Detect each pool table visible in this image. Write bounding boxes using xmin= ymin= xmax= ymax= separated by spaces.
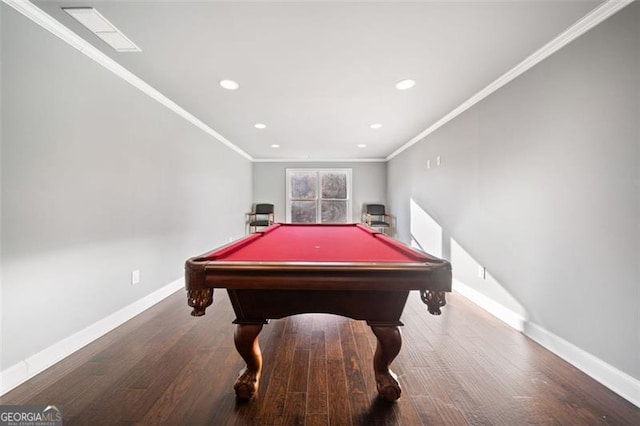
xmin=185 ymin=223 xmax=451 ymax=401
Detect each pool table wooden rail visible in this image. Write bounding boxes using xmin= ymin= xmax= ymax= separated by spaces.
xmin=185 ymin=254 xmax=452 ymax=320
xmin=185 ymin=258 xmax=452 ymax=291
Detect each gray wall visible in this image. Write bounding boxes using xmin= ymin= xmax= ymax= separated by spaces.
xmin=252 ymin=161 xmax=387 ymax=225
xmin=0 ymin=3 xmax=4 ymax=376
xmin=1 ymin=6 xmax=252 ymax=369
xmin=388 ymin=3 xmax=639 ymax=379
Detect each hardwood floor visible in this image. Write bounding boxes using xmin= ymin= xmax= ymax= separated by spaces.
xmin=2 ymin=290 xmax=638 ymax=425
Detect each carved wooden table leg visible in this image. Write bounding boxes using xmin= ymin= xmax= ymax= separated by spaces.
xmin=233 ymin=323 xmax=264 ymax=399
xmin=370 ymin=325 xmax=402 ymax=402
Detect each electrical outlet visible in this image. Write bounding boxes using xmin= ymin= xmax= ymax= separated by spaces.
xmin=131 ymin=270 xmax=140 ymax=285
xmin=436 ymin=155 xmax=441 ymax=166
xmin=477 ymin=266 xmax=486 ymax=280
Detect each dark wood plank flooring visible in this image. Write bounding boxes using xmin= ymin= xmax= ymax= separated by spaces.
xmin=2 ymin=290 xmax=638 ymax=425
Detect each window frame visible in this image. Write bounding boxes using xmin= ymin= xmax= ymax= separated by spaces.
xmin=285 ymin=168 xmax=353 ymax=224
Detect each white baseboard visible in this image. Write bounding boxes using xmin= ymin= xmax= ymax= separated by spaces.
xmin=524 ymin=321 xmax=640 ymax=407
xmin=1 ymin=278 xmax=184 ymax=396
xmin=453 ymin=280 xmax=640 ymax=408
xmin=453 ymin=279 xmax=527 ymax=332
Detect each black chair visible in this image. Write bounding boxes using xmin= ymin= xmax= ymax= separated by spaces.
xmin=247 ymin=203 xmax=275 ymax=233
xmin=363 ymin=204 xmax=391 ymax=234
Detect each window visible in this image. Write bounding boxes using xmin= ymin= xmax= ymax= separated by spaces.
xmin=286 ymin=168 xmax=352 ymax=223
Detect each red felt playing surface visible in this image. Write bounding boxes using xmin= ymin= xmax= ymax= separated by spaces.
xmin=210 ymin=224 xmax=428 ymax=263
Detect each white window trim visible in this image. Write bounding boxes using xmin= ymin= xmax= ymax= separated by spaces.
xmin=285 ymin=168 xmax=352 ymax=223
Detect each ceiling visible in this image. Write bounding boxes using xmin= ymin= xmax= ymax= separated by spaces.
xmin=29 ymin=0 xmax=604 ymax=161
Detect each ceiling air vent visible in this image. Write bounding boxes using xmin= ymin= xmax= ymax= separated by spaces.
xmin=63 ymin=7 xmax=141 ymax=52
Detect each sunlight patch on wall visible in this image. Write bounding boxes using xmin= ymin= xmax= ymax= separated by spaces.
xmin=450 ymin=238 xmax=528 ymax=331
xmin=409 ymin=198 xmax=442 ymax=257
xmin=408 ymin=197 xmax=527 ymax=330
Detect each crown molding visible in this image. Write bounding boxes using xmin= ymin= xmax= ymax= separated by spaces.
xmin=5 ymin=0 xmax=633 ymax=164
xmin=252 ymin=157 xmax=386 ymax=163
xmin=386 ymin=0 xmax=635 ymax=161
xmin=2 ymin=0 xmax=253 ymax=161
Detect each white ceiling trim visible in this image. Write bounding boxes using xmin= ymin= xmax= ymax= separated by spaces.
xmin=386 ymin=0 xmax=635 ymax=161
xmin=2 ymin=0 xmax=254 ymax=161
xmin=5 ymin=0 xmax=633 ymax=164
xmin=253 ymin=157 xmax=386 ymax=163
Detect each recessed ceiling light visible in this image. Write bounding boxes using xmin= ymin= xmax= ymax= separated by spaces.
xmin=219 ymin=79 xmax=239 ymax=90
xmin=254 ymin=123 xmax=267 ymax=129
xmin=63 ymin=7 xmax=141 ymax=52
xmin=357 ymin=144 xmax=367 ymax=148
xmin=271 ymin=144 xmax=280 ymax=148
xmin=370 ymin=123 xmax=382 ymax=129
xmin=395 ymin=79 xmax=416 ymax=90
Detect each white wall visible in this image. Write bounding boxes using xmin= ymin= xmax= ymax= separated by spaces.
xmin=252 ymin=161 xmax=387 ymax=226
xmin=388 ymin=2 xmax=639 ymax=395
xmin=1 ymin=4 xmax=252 ymax=380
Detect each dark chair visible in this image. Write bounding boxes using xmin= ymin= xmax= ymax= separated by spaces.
xmin=247 ymin=203 xmax=275 ymax=233
xmin=363 ymin=204 xmax=391 ymax=234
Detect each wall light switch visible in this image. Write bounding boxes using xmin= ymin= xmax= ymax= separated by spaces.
xmin=131 ymin=269 xmax=140 ymax=285
xmin=427 ymin=159 xmax=431 ymax=169
xmin=436 ymin=155 xmax=441 ymax=166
